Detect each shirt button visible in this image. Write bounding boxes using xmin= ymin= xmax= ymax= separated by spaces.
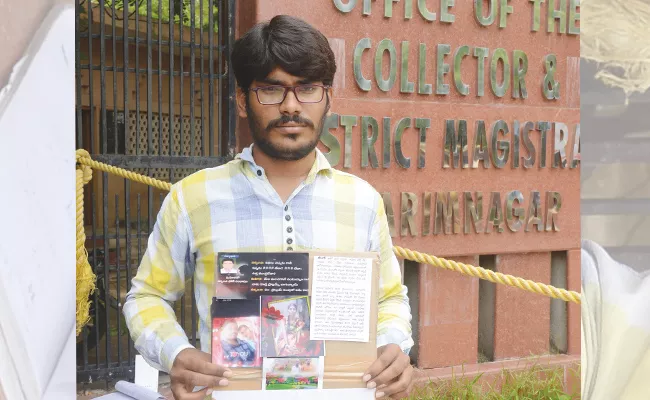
xmin=257 ymin=170 xmax=262 ymax=176
xmin=287 ymin=227 xmax=293 ymax=233
xmin=285 ymin=215 xmax=291 ymax=221
xmin=284 ymin=205 xmax=289 ymax=211
xmin=287 ymin=247 xmax=293 ymax=251
xmin=287 ymin=238 xmax=293 ymax=245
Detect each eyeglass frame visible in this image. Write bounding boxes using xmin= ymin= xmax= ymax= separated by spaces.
xmin=248 ymin=83 xmax=331 ymax=105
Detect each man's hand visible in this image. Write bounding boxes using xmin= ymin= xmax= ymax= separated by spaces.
xmin=169 ymin=348 xmax=231 ymax=400
xmin=363 ymin=344 xmax=414 ymax=399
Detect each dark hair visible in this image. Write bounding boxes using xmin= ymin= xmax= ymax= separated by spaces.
xmin=231 ymin=15 xmax=336 ymax=91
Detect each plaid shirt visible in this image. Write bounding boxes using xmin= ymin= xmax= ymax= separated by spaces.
xmin=123 ymin=144 xmax=414 ymax=372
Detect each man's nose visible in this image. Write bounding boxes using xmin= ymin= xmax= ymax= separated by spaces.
xmin=279 ymin=89 xmax=302 ymax=115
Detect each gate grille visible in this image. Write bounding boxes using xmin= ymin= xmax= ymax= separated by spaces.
xmin=75 ymin=0 xmax=236 ymax=384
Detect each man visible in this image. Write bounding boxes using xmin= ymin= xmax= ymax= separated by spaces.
xmin=219 ymin=258 xmax=238 ymax=274
xmin=123 ymin=14 xmax=414 ymax=400
xmin=237 ymin=322 xmax=255 ymax=343
xmin=219 ymin=320 xmax=256 ymax=366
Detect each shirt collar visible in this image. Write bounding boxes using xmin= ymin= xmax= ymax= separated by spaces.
xmin=236 ymin=143 xmax=334 ymax=180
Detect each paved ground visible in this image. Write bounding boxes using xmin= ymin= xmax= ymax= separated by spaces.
xmin=77 ymin=386 xmax=174 ymax=399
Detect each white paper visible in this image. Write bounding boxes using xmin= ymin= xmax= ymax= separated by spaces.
xmin=92 ymin=393 xmax=135 ymax=400
xmin=212 ymin=388 xmax=375 ymax=400
xmin=134 ymin=355 xmax=160 ymax=394
xmin=114 ymin=381 xmax=165 ymax=400
xmin=309 ymin=256 xmax=372 ymax=342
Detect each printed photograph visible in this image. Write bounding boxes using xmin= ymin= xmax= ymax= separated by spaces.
xmin=214 ymin=253 xmax=252 ymax=299
xmin=263 ymin=357 xmax=323 ymax=390
xmin=260 ymin=296 xmax=324 ymax=358
xmin=212 ymin=317 xmax=261 ymax=368
xmin=220 ymin=256 xmax=242 ymax=274
xmin=211 ymin=298 xmax=262 ymax=368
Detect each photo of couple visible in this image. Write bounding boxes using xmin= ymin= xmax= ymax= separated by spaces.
xmin=261 ymin=296 xmax=324 ymax=358
xmin=210 ymin=296 xmax=263 ymax=369
xmin=211 ymin=316 xmax=261 ymax=368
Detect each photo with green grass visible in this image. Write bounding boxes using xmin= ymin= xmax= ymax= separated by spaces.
xmin=263 ymin=357 xmax=321 ymax=391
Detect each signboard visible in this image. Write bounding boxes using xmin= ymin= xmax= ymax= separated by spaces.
xmin=299 ymin=0 xmax=582 ymax=256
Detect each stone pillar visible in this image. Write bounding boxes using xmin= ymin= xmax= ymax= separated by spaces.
xmin=417 ymin=256 xmax=479 ymax=368
xmin=494 ymin=253 xmax=551 ymax=359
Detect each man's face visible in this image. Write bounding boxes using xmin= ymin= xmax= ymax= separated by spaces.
xmin=237 ymin=68 xmax=333 ymax=161
xmin=239 ymin=325 xmax=251 ymax=338
xmin=222 ymin=322 xmax=238 ymax=340
xmin=222 ymin=260 xmax=234 ymax=271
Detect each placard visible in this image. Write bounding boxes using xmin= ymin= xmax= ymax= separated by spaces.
xmin=211 ymin=251 xmax=380 ymax=398
xmin=215 ymin=252 xmax=310 ymax=299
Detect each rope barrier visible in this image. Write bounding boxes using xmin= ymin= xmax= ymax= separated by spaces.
xmin=75 ymin=150 xmax=582 ymax=334
xmin=75 ymin=150 xmax=96 ymax=336
xmin=392 ymin=247 xmax=581 ymax=304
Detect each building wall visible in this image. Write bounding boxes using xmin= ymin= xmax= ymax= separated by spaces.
xmin=238 ymin=1 xmax=581 ymax=369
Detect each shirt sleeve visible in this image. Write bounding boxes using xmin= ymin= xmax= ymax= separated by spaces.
xmin=368 ymin=193 xmax=415 ymax=355
xmin=123 ymin=184 xmax=195 ymax=373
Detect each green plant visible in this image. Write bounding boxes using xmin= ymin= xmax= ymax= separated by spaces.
xmin=485 ymin=366 xmax=571 ymax=400
xmin=82 ymin=0 xmax=219 ymax=33
xmin=407 ymin=363 xmax=580 ymax=400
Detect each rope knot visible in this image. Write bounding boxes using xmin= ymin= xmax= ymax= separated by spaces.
xmin=75 ymin=149 xmax=93 ymax=184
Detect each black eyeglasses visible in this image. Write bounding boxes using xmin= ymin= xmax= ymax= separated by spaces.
xmin=250 ymin=84 xmax=330 ymax=105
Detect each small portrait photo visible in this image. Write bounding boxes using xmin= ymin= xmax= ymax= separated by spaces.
xmin=262 ymin=357 xmax=323 ymax=390
xmin=260 ymin=296 xmax=324 ymax=358
xmin=211 ymin=316 xmax=261 ymax=368
xmin=215 ymin=254 xmax=252 ymax=299
xmin=220 ymin=256 xmax=240 ymax=274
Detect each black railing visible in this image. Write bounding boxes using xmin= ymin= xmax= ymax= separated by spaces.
xmin=75 ymin=0 xmax=236 ymax=384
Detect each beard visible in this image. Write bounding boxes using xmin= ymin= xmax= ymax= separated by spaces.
xmin=246 ymin=97 xmax=330 ymax=161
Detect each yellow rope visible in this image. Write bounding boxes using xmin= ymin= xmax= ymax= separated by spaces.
xmin=76 ymin=150 xmax=97 ymax=336
xmin=76 ymin=154 xmax=172 ymax=192
xmin=392 ymin=247 xmax=581 ymax=305
xmin=74 ymin=150 xmax=581 ymax=334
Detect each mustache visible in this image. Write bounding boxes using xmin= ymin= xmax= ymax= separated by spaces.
xmin=266 ymin=114 xmax=314 ymax=130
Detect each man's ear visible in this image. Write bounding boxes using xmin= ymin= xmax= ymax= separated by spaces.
xmin=236 ymin=87 xmax=248 ymax=118
xmin=326 ymin=87 xmax=334 ymax=116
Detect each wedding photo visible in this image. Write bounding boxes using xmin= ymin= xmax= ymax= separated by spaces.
xmin=261 ymin=296 xmax=324 ymax=358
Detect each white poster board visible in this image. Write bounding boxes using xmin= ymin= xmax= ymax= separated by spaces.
xmin=0 ymin=5 xmax=76 ymax=400
xmin=213 ymin=388 xmax=375 ymax=400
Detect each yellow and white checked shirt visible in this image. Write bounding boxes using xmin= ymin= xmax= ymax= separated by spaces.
xmin=123 ymin=144 xmax=414 ymax=372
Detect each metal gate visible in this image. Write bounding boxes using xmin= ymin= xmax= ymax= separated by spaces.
xmin=75 ymin=0 xmax=236 ymax=383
